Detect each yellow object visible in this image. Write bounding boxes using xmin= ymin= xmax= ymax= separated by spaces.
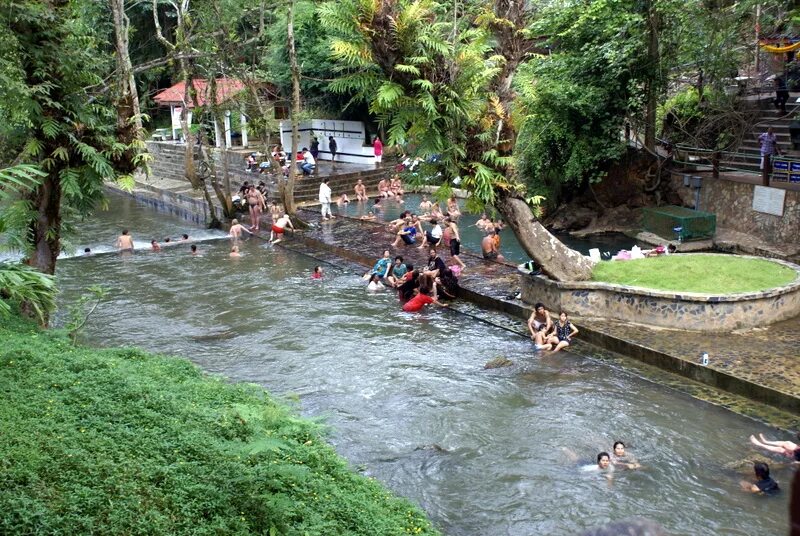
xmin=760 ymin=41 xmax=800 ymax=54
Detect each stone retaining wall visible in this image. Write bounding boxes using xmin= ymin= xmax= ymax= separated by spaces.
xmin=520 ymin=254 xmax=800 ymax=332
xmin=695 ymin=177 xmax=799 ymax=244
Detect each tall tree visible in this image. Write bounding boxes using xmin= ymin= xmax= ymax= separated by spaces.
xmin=0 ymin=0 xmax=140 ymax=282
xmin=321 ymin=0 xmax=594 ymax=280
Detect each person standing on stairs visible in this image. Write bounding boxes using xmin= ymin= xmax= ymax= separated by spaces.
xmin=759 ymin=127 xmax=782 ymax=187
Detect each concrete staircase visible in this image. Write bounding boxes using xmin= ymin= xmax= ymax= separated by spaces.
xmin=722 ymin=94 xmax=800 ymax=174
xmin=145 ymin=141 xmax=393 ymax=208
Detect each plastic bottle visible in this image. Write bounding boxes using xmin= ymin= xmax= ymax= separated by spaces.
xmin=701 ymin=352 xmax=709 ymax=366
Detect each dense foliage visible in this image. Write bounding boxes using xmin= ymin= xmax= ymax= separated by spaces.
xmin=0 ymin=316 xmax=440 ymax=536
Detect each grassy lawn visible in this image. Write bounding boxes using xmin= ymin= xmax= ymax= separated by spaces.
xmin=591 ymin=255 xmax=797 ymax=293
xmin=0 ymin=316 xmax=439 ymax=536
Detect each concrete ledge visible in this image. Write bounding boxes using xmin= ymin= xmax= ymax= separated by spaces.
xmin=520 ymin=254 xmax=800 ymax=332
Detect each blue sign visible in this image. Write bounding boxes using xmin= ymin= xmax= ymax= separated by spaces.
xmin=791 ymin=162 xmax=800 ymax=172
xmin=774 ymin=160 xmax=790 ymax=171
xmin=772 ymin=172 xmax=789 ymax=182
xmin=791 ymin=174 xmax=800 ymax=183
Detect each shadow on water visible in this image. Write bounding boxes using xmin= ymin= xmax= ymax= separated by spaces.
xmin=52 ymin=194 xmax=790 ymax=536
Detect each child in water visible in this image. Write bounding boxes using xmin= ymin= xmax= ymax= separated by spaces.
xmin=312 ymin=266 xmax=324 ymax=279
xmin=611 ymin=441 xmax=641 ymax=469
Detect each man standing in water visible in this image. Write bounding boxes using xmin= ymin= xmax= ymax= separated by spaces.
xmin=319 ymin=178 xmax=333 ymax=220
xmin=246 ymin=185 xmax=266 ymax=231
xmin=115 ymin=229 xmax=134 ymax=252
xmin=443 ymin=217 xmax=466 ymax=271
xmin=228 ymin=219 xmax=253 ymax=245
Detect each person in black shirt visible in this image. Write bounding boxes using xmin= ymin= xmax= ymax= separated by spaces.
xmin=742 ymin=462 xmax=779 ymax=495
xmin=328 ymin=136 xmax=337 ymax=162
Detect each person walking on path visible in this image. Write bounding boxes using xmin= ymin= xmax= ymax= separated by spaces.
xmin=328 ymin=136 xmax=337 ymax=164
xmin=310 ymin=136 xmax=320 ymax=160
xmin=759 ymin=127 xmax=782 ymax=187
xmin=319 ymin=178 xmax=333 ymax=220
xmin=373 ymin=136 xmax=383 ymax=165
xmin=775 ymin=76 xmax=789 ymax=114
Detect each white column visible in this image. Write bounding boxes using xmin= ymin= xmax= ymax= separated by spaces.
xmin=170 ymin=105 xmax=178 ymax=141
xmin=240 ymin=113 xmax=248 ymax=148
xmin=213 ymin=119 xmax=222 ymax=147
xmin=186 ymin=110 xmax=193 ymax=143
xmin=224 ymin=111 xmax=232 ymax=148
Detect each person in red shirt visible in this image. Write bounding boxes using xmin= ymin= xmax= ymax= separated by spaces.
xmin=373 ymin=136 xmax=383 ymax=165
xmin=312 ymin=266 xmax=324 ymax=279
xmin=402 ymin=290 xmax=447 ymax=312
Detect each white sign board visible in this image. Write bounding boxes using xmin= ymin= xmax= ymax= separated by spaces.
xmin=752 ymin=185 xmax=785 ymax=216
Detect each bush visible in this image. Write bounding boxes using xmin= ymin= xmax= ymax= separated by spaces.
xmin=0 ymin=316 xmax=439 ymax=535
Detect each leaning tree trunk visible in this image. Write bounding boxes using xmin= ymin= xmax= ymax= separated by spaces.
xmin=281 ymin=0 xmax=300 ymax=216
xmin=495 ymin=193 xmax=594 ymax=282
xmin=110 ymin=0 xmax=142 ymax=164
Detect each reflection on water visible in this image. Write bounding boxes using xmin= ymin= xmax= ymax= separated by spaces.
xmin=332 ymin=194 xmax=641 ymax=263
xmin=53 ymin=195 xmax=789 ymax=536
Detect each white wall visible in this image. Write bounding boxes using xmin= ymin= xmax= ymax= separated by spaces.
xmin=279 ymin=120 xmax=375 ymax=164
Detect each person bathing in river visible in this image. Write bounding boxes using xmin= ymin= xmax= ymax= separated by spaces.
xmin=229 ymin=245 xmax=241 ymax=258
xmin=115 ymin=229 xmax=134 ymax=252
xmin=443 ymin=216 xmax=466 ymax=271
xmin=741 ymin=462 xmax=780 ymax=495
xmin=527 ymin=303 xmax=553 ymax=337
xmin=611 ymin=441 xmax=641 ymax=469
xmin=387 ymin=256 xmax=408 ymax=286
xmin=547 ymin=312 xmax=579 ymax=353
xmin=366 ymin=249 xmax=393 ymax=281
xmin=581 ymin=452 xmax=614 ymax=473
xmin=150 ymin=239 xmax=161 ymax=252
xmin=229 ymin=218 xmax=253 ymax=244
xmin=392 ymin=219 xmax=418 ymax=247
xmin=354 ymin=179 xmax=368 ymax=202
xmin=532 ymin=324 xmax=552 ymax=351
xmin=312 ymin=265 xmax=324 ymax=279
xmin=481 ymin=230 xmax=504 ymax=261
xmin=419 ymin=195 xmax=432 ymax=214
xmin=270 ymin=214 xmax=294 ymax=244
xmin=750 ymin=433 xmax=800 ymax=461
xmin=366 ymin=273 xmax=385 ymax=291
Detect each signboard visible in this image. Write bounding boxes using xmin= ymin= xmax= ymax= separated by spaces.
xmin=774 ymin=159 xmax=790 ymax=171
xmin=752 ymin=185 xmax=786 ymax=216
xmin=772 ymin=172 xmax=789 ymax=183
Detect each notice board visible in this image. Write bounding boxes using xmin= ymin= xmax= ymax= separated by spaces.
xmin=752 ymin=185 xmax=786 ymax=216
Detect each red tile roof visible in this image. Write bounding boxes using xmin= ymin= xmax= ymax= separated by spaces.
xmin=153 ymin=78 xmax=247 ymax=108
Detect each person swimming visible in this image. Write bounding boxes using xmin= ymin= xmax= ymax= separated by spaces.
xmin=312 ymin=265 xmax=324 ymax=279
xmin=750 ymin=433 xmax=800 ymax=461
xmin=611 ymin=441 xmax=641 ymax=469
xmin=229 ymin=245 xmax=241 ymax=258
xmin=581 ymin=452 xmax=614 ymax=473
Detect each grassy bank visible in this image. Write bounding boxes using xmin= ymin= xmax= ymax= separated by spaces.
xmin=592 ymin=255 xmax=797 ymax=293
xmin=0 ymin=316 xmax=439 ymax=535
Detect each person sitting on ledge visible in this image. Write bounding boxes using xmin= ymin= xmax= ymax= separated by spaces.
xmin=391 ymin=218 xmax=417 ymax=247
xmin=547 ymin=312 xmax=578 ymax=354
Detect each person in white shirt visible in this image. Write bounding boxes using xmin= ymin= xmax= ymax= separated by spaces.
xmin=299 ymin=147 xmax=316 ymax=175
xmin=318 ymin=178 xmax=333 ymax=220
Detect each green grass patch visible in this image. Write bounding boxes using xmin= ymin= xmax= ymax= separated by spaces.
xmin=591 ymin=255 xmax=797 ymax=293
xmin=0 ymin=316 xmax=440 ymax=535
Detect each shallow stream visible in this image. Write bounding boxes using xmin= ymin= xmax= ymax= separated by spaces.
xmin=54 ymin=194 xmax=790 ymax=535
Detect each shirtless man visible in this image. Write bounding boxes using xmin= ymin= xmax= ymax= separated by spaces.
xmin=481 ymin=230 xmax=504 ymax=261
xmin=115 ymin=229 xmax=134 ymax=252
xmin=354 ymin=179 xmax=368 ymax=202
xmin=229 ymin=245 xmax=242 ymax=258
xmin=246 ymin=185 xmax=266 ymax=231
xmin=475 ymin=213 xmax=492 ymax=231
xmin=270 ymin=213 xmax=294 ymax=244
xmin=443 ymin=217 xmax=466 ymax=269
xmin=269 ymin=201 xmax=281 ymax=222
xmin=150 ymin=239 xmax=161 ymax=252
xmin=229 ymin=218 xmax=253 ymax=245
xmin=527 ymin=302 xmax=553 ymax=338
xmin=419 ymin=195 xmax=433 ymax=214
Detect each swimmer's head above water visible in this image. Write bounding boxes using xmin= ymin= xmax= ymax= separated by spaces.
xmin=613 ymin=442 xmax=625 ymax=458
xmin=597 ymin=452 xmax=611 ymax=469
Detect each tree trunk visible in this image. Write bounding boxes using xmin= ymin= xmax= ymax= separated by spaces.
xmin=281 ymin=0 xmax=300 ymax=216
xmin=110 ymin=0 xmax=142 ymax=136
xmin=180 ymin=72 xmax=200 ymax=188
xmin=26 ymin=171 xmax=62 ymax=278
xmin=495 ymin=193 xmax=594 ymax=282
xmin=644 ymin=1 xmax=659 ymax=152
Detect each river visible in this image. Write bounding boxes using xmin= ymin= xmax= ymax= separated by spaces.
xmin=53 ymin=193 xmax=790 ymax=535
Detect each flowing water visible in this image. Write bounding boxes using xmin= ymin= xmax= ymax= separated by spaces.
xmin=54 ymin=194 xmax=791 ymax=535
